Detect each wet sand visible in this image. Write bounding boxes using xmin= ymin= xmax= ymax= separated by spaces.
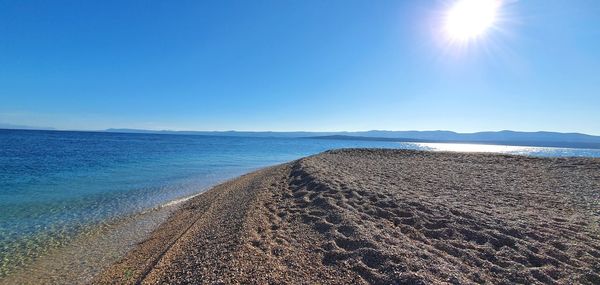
xmin=97 ymin=149 xmax=600 ymax=284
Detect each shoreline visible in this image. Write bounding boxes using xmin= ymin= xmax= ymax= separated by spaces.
xmin=96 ymin=149 xmax=600 ymax=284
xmin=0 ymin=167 xmax=268 ymax=284
xmin=0 ymin=188 xmax=220 ymax=285
xmin=0 ymin=201 xmax=178 ymax=285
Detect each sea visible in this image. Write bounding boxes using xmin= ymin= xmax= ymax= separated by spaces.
xmin=1 ymin=129 xmax=599 ymax=282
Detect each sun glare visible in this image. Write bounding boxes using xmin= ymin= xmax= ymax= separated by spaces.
xmin=444 ymin=0 xmax=500 ymax=42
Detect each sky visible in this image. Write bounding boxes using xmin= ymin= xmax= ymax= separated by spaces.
xmin=1 ymin=0 xmax=599 ymax=134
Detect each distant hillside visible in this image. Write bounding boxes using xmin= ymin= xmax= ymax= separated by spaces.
xmin=305 ymin=135 xmax=428 ymax=143
xmin=308 ymin=135 xmax=600 ymax=150
xmin=104 ymin=129 xmax=600 ymax=144
xmin=3 ymin=127 xmax=598 ymax=149
xmin=350 ymin=130 xmax=600 ymax=144
xmin=104 ymin=129 xmax=339 ymax=137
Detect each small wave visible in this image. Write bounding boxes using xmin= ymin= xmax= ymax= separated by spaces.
xmin=161 ymin=192 xmax=204 ymax=208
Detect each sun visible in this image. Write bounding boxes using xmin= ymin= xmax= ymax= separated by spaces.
xmin=444 ymin=0 xmax=500 ymax=42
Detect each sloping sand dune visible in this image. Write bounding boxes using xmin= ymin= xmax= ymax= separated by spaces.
xmin=97 ymin=149 xmax=600 ymax=284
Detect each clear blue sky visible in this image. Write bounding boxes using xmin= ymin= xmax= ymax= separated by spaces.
xmin=1 ymin=0 xmax=599 ymax=134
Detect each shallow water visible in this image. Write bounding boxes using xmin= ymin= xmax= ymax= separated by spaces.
xmin=1 ymin=129 xmax=599 ymax=280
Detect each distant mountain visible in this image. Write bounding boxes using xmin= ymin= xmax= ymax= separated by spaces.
xmin=349 ymin=130 xmax=600 ymax=143
xmin=3 ymin=127 xmax=598 ymax=149
xmin=103 ymin=129 xmax=600 ymax=149
xmin=305 ymin=135 xmax=429 ymax=143
xmin=309 ymin=135 xmax=600 ymax=149
xmin=104 ymin=128 xmax=339 ymax=137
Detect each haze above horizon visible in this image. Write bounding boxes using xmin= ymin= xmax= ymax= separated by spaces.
xmin=1 ymin=1 xmax=599 ymax=134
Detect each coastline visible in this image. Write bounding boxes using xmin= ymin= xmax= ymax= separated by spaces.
xmin=0 ymin=188 xmax=218 ymax=285
xmin=96 ymin=149 xmax=600 ymax=284
xmin=0 ymin=202 xmax=177 ymax=285
xmin=0 ymin=166 xmax=268 ymax=284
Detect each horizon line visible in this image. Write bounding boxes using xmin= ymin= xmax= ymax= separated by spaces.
xmin=1 ymin=125 xmax=600 ymax=137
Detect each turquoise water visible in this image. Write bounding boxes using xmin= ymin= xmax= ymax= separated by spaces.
xmin=1 ymin=129 xmax=599 ymax=277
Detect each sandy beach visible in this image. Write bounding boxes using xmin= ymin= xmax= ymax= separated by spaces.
xmin=96 ymin=149 xmax=600 ymax=284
